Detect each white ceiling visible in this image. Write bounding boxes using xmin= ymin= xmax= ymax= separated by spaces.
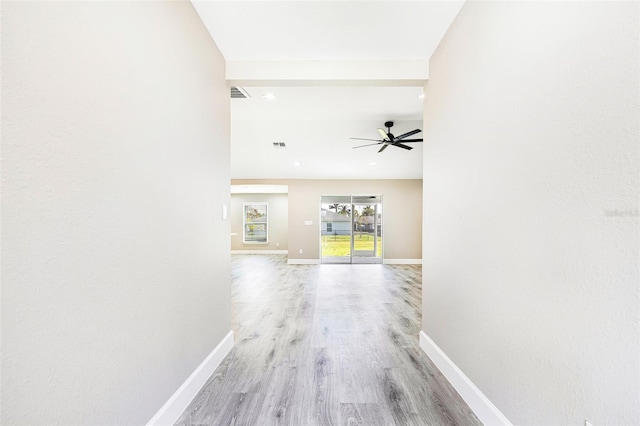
xmin=192 ymin=1 xmax=465 ymax=179
xmin=232 ymin=86 xmax=424 ymax=121
xmin=192 ymin=1 xmax=465 ymax=61
xmin=231 ymin=86 xmax=424 ymax=179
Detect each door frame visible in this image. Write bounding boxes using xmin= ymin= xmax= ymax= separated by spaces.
xmin=320 ymin=194 xmax=383 ymax=264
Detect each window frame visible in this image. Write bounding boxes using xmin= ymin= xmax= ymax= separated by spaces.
xmin=243 ymin=202 xmax=269 ymax=244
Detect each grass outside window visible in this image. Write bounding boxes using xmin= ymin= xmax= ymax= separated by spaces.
xmin=321 ymin=234 xmax=382 ymax=257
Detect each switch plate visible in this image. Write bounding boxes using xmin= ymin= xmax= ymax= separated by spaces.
xmin=222 ymin=204 xmax=228 ymax=220
xmin=299 ymin=249 xmax=303 ymax=255
xmin=304 ymin=220 xmax=313 ymax=226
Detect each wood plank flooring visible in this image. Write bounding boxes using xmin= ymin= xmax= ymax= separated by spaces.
xmin=176 ymin=255 xmax=480 ymax=426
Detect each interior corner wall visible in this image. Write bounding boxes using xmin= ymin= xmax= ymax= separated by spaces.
xmin=232 ymin=179 xmax=422 ymax=261
xmin=231 ymin=193 xmax=289 ymax=251
xmin=422 ymin=2 xmax=639 ymax=425
xmin=1 ymin=1 xmax=232 ymax=424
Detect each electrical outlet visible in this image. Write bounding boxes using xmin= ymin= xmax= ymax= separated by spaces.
xmin=276 ymin=242 xmax=280 ymax=247
xmin=299 ymin=249 xmax=303 ymax=255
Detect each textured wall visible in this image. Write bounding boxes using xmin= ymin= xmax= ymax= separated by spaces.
xmin=231 ymin=193 xmax=289 ymax=250
xmin=422 ymin=1 xmax=639 ymax=424
xmin=1 ymin=1 xmax=232 ymax=424
xmin=233 ymin=179 xmax=423 ymax=260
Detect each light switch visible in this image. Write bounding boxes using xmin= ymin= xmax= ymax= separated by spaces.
xmin=304 ymin=220 xmax=313 ymax=226
xmin=222 ymin=204 xmax=228 ymax=220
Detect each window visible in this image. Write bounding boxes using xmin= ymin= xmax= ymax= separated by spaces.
xmin=327 ymin=222 xmax=333 ymax=232
xmin=243 ymin=202 xmax=268 ymax=244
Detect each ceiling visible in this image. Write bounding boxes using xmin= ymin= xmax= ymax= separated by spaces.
xmin=192 ymin=1 xmax=465 ymax=179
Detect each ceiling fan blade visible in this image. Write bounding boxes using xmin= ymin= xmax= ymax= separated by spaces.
xmin=377 ymin=128 xmax=391 ymax=141
xmin=392 ymin=143 xmax=413 ymax=150
xmin=396 ymin=139 xmax=423 ymax=143
xmin=378 ymin=143 xmax=389 ymax=153
xmin=352 ymin=142 xmax=383 ymax=149
xmin=350 ymin=137 xmax=382 ymax=141
xmin=394 ymin=129 xmax=422 ymax=141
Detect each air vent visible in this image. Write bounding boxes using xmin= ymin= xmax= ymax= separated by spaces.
xmin=272 ymin=142 xmax=286 ymax=149
xmin=230 ymin=86 xmax=250 ymax=99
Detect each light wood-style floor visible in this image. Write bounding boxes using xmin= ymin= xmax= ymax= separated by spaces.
xmin=176 ymin=255 xmax=480 ymax=425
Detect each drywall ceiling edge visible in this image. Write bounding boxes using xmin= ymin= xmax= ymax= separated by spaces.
xmin=231 ymin=185 xmax=289 ymax=194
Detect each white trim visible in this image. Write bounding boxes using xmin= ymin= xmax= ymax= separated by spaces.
xmin=287 ymin=259 xmax=320 ymax=265
xmin=383 ymin=258 xmax=423 ymax=265
xmin=419 ymin=331 xmax=512 ymax=426
xmin=231 ymin=250 xmax=287 ymax=255
xmin=231 ymin=184 xmax=288 ymax=194
xmin=225 ymin=60 xmax=429 ymax=84
xmin=147 ymin=331 xmax=234 ymax=426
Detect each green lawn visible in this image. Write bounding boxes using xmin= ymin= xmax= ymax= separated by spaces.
xmin=321 ymin=234 xmax=382 ymax=257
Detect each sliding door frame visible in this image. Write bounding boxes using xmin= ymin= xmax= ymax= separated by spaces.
xmin=320 ymin=194 xmax=383 ymax=264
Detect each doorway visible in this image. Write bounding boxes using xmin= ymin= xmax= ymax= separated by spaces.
xmin=320 ymin=195 xmax=382 ymax=264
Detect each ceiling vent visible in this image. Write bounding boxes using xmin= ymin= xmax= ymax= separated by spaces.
xmin=272 ymin=142 xmax=286 ymax=149
xmin=230 ymin=86 xmax=250 ymax=99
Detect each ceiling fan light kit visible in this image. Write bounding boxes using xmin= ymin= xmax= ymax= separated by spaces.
xmin=351 ymin=121 xmax=423 ymax=153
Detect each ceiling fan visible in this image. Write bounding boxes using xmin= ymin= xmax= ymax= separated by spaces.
xmin=351 ymin=121 xmax=423 ymax=153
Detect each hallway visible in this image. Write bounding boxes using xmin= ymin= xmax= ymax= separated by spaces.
xmin=176 ymin=255 xmax=479 ymax=425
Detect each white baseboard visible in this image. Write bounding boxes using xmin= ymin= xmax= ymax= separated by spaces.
xmin=383 ymin=258 xmax=423 ymax=265
xmin=419 ymin=331 xmax=512 ymax=426
xmin=147 ymin=331 xmax=234 ymax=426
xmin=231 ymin=250 xmax=288 ymax=255
xmin=287 ymin=259 xmax=320 ymax=265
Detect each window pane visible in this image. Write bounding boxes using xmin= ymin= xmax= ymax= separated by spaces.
xmin=245 ymin=223 xmax=267 ymax=242
xmin=243 ymin=202 xmax=268 ymax=244
xmin=245 ymin=204 xmax=267 ymax=223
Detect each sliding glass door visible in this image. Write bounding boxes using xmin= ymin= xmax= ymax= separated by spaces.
xmin=321 ymin=195 xmax=382 ymax=264
xmin=351 ymin=195 xmax=382 ymax=264
xmin=321 ymin=196 xmax=352 ymax=263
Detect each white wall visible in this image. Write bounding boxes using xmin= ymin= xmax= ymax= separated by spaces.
xmin=1 ymin=1 xmax=232 ymax=424
xmin=423 ymin=1 xmax=639 ymax=425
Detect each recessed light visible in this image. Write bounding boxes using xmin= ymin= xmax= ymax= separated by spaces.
xmin=262 ymin=93 xmax=276 ymax=100
xmin=369 ymin=162 xmax=377 ymax=166
xmin=418 ymin=93 xmax=425 ymax=99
